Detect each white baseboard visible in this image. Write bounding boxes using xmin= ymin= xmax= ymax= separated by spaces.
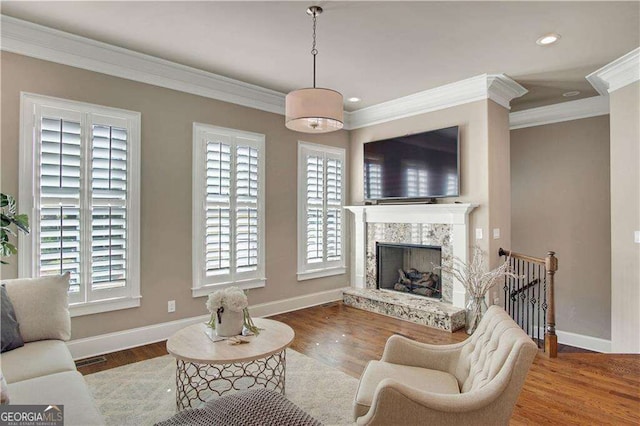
xmin=66 ymin=314 xmax=208 ymax=360
xmin=244 ymin=287 xmax=347 ymax=318
xmin=535 ymin=327 xmax=611 ymax=353
xmin=66 ymin=287 xmax=346 ymax=360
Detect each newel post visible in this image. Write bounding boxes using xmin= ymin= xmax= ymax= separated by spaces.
xmin=545 ymin=251 xmax=558 ymax=358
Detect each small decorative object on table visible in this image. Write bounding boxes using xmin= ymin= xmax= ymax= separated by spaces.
xmin=438 ymin=246 xmax=521 ymax=334
xmin=206 ymin=287 xmax=261 ymax=337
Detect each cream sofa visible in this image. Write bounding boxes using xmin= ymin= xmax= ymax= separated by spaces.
xmin=1 ymin=274 xmax=104 ymax=425
xmin=354 ymin=305 xmax=538 ymax=425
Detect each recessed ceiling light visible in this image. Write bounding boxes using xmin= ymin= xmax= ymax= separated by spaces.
xmin=347 ymin=97 xmax=361 ymax=103
xmin=536 ymin=33 xmax=561 ymax=46
xmin=562 ymin=91 xmax=581 ymax=97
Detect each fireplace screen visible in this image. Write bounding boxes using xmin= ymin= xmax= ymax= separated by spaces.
xmin=376 ymin=243 xmax=442 ymax=299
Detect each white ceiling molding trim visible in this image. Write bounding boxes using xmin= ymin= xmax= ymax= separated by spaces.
xmin=345 ymin=74 xmax=527 ymax=130
xmin=0 ymin=15 xmax=287 ymax=115
xmin=487 ymin=75 xmax=529 ymax=110
xmin=509 ymin=95 xmax=609 ymax=130
xmin=586 ymin=47 xmax=640 ymax=95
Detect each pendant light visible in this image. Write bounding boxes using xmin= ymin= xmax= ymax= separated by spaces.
xmin=285 ymin=6 xmax=344 ymax=133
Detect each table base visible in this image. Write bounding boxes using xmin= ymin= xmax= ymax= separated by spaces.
xmin=175 ymin=350 xmax=286 ymax=410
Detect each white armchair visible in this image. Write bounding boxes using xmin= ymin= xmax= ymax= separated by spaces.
xmin=354 ymin=305 xmax=538 ymax=425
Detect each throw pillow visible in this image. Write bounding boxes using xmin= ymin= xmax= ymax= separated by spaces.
xmin=3 ymin=273 xmax=71 ymax=342
xmin=0 ymin=371 xmax=9 ymax=405
xmin=0 ymin=285 xmax=24 ymax=352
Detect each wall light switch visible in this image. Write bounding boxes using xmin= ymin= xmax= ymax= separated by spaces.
xmin=635 ymin=231 xmax=640 ymax=244
xmin=493 ymin=228 xmax=501 ymax=239
xmin=168 ymin=300 xmax=176 ymax=313
xmin=475 ymin=228 xmax=483 ymax=240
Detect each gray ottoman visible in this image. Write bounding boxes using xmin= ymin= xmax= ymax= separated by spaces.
xmin=155 ymin=389 xmax=322 ymax=426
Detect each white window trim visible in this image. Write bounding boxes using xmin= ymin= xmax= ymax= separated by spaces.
xmin=192 ymin=123 xmax=266 ymax=298
xmin=297 ymin=141 xmax=346 ymax=281
xmin=18 ymin=92 xmax=141 ymax=317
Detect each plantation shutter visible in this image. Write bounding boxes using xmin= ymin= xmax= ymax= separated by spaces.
xmin=205 ymin=139 xmax=232 ymax=277
xmin=38 ymin=114 xmax=82 ymax=296
xmin=90 ymin=120 xmax=128 ymax=292
xmin=298 ymin=143 xmax=345 ymax=274
xmin=325 ymin=157 xmax=342 ymax=262
xmin=305 ymin=155 xmax=324 ymax=263
xmin=235 ymin=142 xmax=259 ymax=273
xmin=193 ymin=124 xmax=265 ymax=292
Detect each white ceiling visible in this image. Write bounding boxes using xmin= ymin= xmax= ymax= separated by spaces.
xmin=1 ymin=1 xmax=638 ymax=111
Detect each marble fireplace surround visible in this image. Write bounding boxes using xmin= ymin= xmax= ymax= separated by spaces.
xmin=345 ymin=204 xmax=477 ymax=309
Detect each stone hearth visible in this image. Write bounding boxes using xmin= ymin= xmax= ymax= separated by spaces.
xmin=343 ymin=288 xmax=465 ymax=332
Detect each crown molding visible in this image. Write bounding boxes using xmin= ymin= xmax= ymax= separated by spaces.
xmin=586 ymin=47 xmax=640 ymax=95
xmin=345 ymin=74 xmax=527 ymax=130
xmin=509 ymin=95 xmax=609 ymax=130
xmin=487 ymin=74 xmax=529 ymax=110
xmin=0 ymin=15 xmax=286 ymax=115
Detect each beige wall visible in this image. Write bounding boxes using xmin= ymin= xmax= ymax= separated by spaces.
xmin=511 ymin=115 xmax=611 ymax=340
xmin=609 ymin=81 xmax=640 ymax=353
xmin=0 ymin=52 xmax=350 ymax=339
xmin=487 ymin=101 xmax=512 ymax=276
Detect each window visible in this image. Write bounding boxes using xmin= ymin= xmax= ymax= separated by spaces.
xmin=19 ymin=93 xmax=141 ymax=316
xmin=297 ymin=142 xmax=346 ymax=280
xmin=192 ymin=124 xmax=265 ymax=297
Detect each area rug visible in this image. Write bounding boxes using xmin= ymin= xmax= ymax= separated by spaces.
xmin=85 ymin=350 xmax=359 ymax=426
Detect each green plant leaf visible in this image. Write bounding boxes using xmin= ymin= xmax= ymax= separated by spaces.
xmin=13 ymin=214 xmax=30 ymax=233
xmin=0 ymin=193 xmax=30 ymax=262
xmin=0 ymin=242 xmax=17 ymax=257
xmin=1 ymin=194 xmax=16 ymax=215
xmin=1 ymin=227 xmax=16 ymax=237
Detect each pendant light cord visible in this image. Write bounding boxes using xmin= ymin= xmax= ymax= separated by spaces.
xmin=311 ymin=10 xmax=318 ymax=88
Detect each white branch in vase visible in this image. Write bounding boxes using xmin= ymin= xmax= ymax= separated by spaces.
xmin=437 ymin=246 xmax=522 ymax=298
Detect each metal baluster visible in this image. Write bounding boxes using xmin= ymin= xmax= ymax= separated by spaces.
xmin=517 ymin=259 xmax=522 ymax=328
xmin=525 ymin=261 xmax=530 ymax=337
xmin=503 ymin=254 xmax=509 ymax=312
xmin=542 ymin=264 xmax=548 ymax=351
xmin=521 ymin=259 xmax=526 ymax=331
xmin=511 ymin=257 xmax=516 ymax=323
xmin=511 ymin=257 xmax=515 ymax=317
xmin=536 ymin=264 xmax=541 ymax=348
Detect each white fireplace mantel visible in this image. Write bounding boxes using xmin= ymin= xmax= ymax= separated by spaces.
xmin=345 ymin=203 xmax=477 ymax=308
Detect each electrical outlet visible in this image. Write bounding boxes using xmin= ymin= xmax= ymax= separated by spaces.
xmin=475 ymin=228 xmax=483 ymax=240
xmin=493 ymin=228 xmax=500 ymax=239
xmin=635 ymin=231 xmax=640 ymax=244
xmin=168 ymin=300 xmax=176 ymax=313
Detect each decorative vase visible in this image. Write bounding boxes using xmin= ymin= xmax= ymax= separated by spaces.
xmin=465 ymin=296 xmax=488 ymax=335
xmin=215 ymin=308 xmax=244 ymax=337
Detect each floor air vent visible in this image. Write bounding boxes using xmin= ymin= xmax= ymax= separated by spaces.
xmin=75 ymin=356 xmax=107 ymax=368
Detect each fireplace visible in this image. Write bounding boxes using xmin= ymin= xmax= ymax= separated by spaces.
xmin=377 ymin=243 xmax=442 ymax=299
xmin=343 ymin=204 xmax=476 ymax=332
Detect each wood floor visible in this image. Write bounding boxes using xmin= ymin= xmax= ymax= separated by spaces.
xmin=77 ymin=302 xmax=640 ymax=425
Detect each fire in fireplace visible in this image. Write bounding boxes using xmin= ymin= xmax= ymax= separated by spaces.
xmin=376 ymin=243 xmax=442 ymax=299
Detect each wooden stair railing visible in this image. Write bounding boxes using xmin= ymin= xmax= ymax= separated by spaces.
xmin=498 ymin=248 xmax=558 ymax=358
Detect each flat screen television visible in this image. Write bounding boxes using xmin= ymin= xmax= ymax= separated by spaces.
xmin=363 ymin=126 xmax=460 ymax=200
